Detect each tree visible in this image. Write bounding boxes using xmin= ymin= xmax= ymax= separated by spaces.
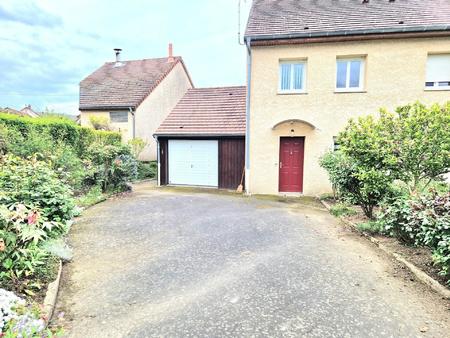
xmin=321 ymin=101 xmax=450 ymax=218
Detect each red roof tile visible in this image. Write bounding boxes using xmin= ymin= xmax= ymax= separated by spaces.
xmin=155 ymin=86 xmax=246 ymax=136
xmin=246 ymin=0 xmax=450 ymax=40
xmin=79 ymin=57 xmax=192 ymax=110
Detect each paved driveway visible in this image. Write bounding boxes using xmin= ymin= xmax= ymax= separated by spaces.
xmin=56 ymin=183 xmax=450 ymax=337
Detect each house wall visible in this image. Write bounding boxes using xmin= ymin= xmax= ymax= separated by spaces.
xmin=135 ymin=62 xmax=192 ymax=161
xmin=79 ymin=111 xmax=132 ymax=142
xmin=248 ymin=36 xmax=450 ymax=196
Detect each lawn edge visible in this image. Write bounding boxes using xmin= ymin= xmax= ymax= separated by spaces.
xmin=43 ymin=259 xmax=63 ymax=322
xmin=318 ymin=197 xmax=450 ymax=299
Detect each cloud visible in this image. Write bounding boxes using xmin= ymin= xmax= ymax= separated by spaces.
xmin=0 ymin=1 xmax=62 ymax=28
xmin=0 ymin=0 xmax=252 ymax=114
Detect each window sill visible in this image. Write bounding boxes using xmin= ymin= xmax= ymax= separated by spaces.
xmin=277 ymin=91 xmax=308 ymax=95
xmin=424 ymin=87 xmax=450 ymax=91
xmin=334 ymin=89 xmax=366 ymax=94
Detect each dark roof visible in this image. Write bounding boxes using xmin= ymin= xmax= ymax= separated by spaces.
xmin=245 ymin=0 xmax=450 ymax=40
xmin=155 ymin=86 xmax=246 ymax=136
xmin=79 ymin=57 xmax=193 ymax=110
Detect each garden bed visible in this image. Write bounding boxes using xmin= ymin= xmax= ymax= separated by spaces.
xmin=322 ymin=197 xmax=449 ymax=290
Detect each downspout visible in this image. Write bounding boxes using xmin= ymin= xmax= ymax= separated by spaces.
xmin=129 ymin=107 xmax=135 ymax=139
xmin=245 ymin=37 xmax=252 ymax=195
xmin=154 ymin=135 xmax=161 ymax=186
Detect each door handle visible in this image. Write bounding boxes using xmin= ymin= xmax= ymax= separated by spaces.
xmin=279 ymin=162 xmax=283 ymax=169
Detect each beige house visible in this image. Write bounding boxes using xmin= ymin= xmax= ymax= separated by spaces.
xmin=79 ymin=46 xmax=193 ymax=161
xmin=244 ymin=0 xmax=450 ymax=196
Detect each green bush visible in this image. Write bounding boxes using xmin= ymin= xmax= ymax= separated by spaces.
xmin=0 ymin=113 xmax=121 ymax=158
xmin=137 ymin=161 xmax=157 ymax=180
xmin=320 ymin=151 xmax=394 ymax=219
xmin=0 ymin=155 xmax=75 ymax=223
xmin=84 ymin=143 xmax=137 ymax=192
xmin=378 ymin=191 xmax=450 ymax=282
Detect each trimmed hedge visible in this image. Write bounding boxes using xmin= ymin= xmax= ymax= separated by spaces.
xmin=0 ymin=113 xmax=121 ymax=157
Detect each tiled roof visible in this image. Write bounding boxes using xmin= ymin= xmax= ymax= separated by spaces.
xmin=79 ymin=57 xmax=191 ymax=110
xmin=155 ymin=86 xmax=246 ymax=136
xmin=245 ymin=0 xmax=450 ymax=39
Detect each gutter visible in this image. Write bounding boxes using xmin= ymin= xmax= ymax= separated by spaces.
xmin=244 ymin=37 xmax=252 ymax=195
xmin=153 ymin=133 xmax=245 ymax=138
xmin=245 ymin=25 xmax=450 ymax=43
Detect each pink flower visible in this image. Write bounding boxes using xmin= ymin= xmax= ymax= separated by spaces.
xmin=27 ymin=211 xmax=40 ymax=225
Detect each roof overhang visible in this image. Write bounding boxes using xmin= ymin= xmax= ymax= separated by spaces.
xmin=154 ymin=133 xmax=245 ymax=138
xmin=79 ymin=106 xmax=136 ymax=111
xmin=272 ymin=119 xmax=317 ymax=130
xmin=245 ymin=26 xmax=450 ymax=46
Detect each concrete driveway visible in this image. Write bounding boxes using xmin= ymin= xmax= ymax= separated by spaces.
xmin=56 ymin=182 xmax=450 ymax=337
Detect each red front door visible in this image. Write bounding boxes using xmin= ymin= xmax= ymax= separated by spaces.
xmin=279 ymin=137 xmax=304 ymax=193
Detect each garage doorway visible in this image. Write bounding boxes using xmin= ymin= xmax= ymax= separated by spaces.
xmin=168 ymin=140 xmax=218 ymax=187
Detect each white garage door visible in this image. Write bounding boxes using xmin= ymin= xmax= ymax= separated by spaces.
xmin=168 ymin=140 xmax=218 ymax=187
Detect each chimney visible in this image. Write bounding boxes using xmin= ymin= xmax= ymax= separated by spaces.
xmin=114 ymin=48 xmax=122 ymax=62
xmin=168 ymin=43 xmax=174 ymax=62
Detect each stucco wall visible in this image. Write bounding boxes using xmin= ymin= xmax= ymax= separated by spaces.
xmin=248 ymin=36 xmax=450 ymax=196
xmin=135 ymin=62 xmax=192 ymax=161
xmin=79 ymin=111 xmax=131 ymax=142
xmin=79 ymin=61 xmax=192 ymax=161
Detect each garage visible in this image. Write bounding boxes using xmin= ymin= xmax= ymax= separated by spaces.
xmin=168 ymin=140 xmax=218 ymax=187
xmin=154 ymin=86 xmax=246 ymax=189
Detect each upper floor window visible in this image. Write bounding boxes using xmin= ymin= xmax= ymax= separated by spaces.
xmin=279 ymin=60 xmax=306 ymax=93
xmin=110 ymin=111 xmax=128 ymax=123
xmin=426 ymin=54 xmax=450 ymax=90
xmin=336 ymin=57 xmax=365 ymax=91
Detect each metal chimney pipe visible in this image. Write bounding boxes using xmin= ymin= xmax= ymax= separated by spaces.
xmin=114 ymin=48 xmax=122 ymax=62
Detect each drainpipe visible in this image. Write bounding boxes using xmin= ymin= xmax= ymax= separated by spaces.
xmin=129 ymin=107 xmax=135 ymax=139
xmin=154 ymin=135 xmax=161 ymax=186
xmin=244 ymin=37 xmax=252 ymax=195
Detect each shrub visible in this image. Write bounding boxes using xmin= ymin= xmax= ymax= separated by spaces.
xmin=0 ymin=204 xmax=63 ymax=293
xmin=320 ymin=151 xmax=394 ymax=219
xmin=89 ymin=116 xmax=111 ymax=131
xmin=84 ymin=143 xmax=137 ymax=192
xmin=378 ymin=191 xmax=450 ymax=282
xmin=0 ymin=155 xmax=75 ymax=223
xmin=0 ymin=113 xmax=121 ymax=158
xmin=128 ymin=138 xmax=148 ymax=159
xmin=137 ymin=161 xmax=157 ymax=180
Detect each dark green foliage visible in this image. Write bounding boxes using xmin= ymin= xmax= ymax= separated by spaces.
xmin=378 ymin=191 xmax=450 ymax=282
xmin=137 ymin=161 xmax=157 ymax=180
xmin=84 ymin=143 xmax=138 ymax=192
xmin=0 ymin=113 xmax=121 ymax=157
xmin=0 ymin=155 xmax=75 ymax=223
xmin=320 ymin=151 xmax=394 ymax=219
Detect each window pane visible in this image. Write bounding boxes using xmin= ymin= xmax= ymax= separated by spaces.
xmin=110 ymin=111 xmax=128 ymax=123
xmin=293 ymin=64 xmax=304 ymax=90
xmin=349 ymin=61 xmax=361 ymax=88
xmin=280 ymin=64 xmax=292 ymax=90
xmin=336 ymin=61 xmax=347 ymax=88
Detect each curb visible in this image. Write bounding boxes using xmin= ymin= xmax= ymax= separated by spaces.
xmin=318 ymin=198 xmax=450 ymax=299
xmin=43 ymin=260 xmax=63 ymax=322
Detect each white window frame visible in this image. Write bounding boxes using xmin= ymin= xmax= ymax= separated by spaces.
xmin=278 ymin=60 xmax=307 ymax=94
xmin=109 ymin=111 xmax=128 ymax=123
xmin=335 ymin=57 xmax=365 ymax=92
xmin=425 ymin=54 xmax=450 ymax=91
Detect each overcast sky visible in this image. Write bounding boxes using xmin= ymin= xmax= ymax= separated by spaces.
xmin=0 ymin=0 xmax=252 ymax=115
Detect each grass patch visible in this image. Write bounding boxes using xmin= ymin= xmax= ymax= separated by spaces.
xmin=75 ymin=186 xmax=107 ymax=208
xmin=356 ymin=221 xmax=383 ymax=235
xmin=330 ymin=203 xmax=357 ymax=217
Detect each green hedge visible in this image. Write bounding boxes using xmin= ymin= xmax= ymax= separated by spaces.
xmin=0 ymin=113 xmax=121 ymax=156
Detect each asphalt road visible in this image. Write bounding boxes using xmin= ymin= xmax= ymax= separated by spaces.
xmin=56 ymin=183 xmax=450 ymax=337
